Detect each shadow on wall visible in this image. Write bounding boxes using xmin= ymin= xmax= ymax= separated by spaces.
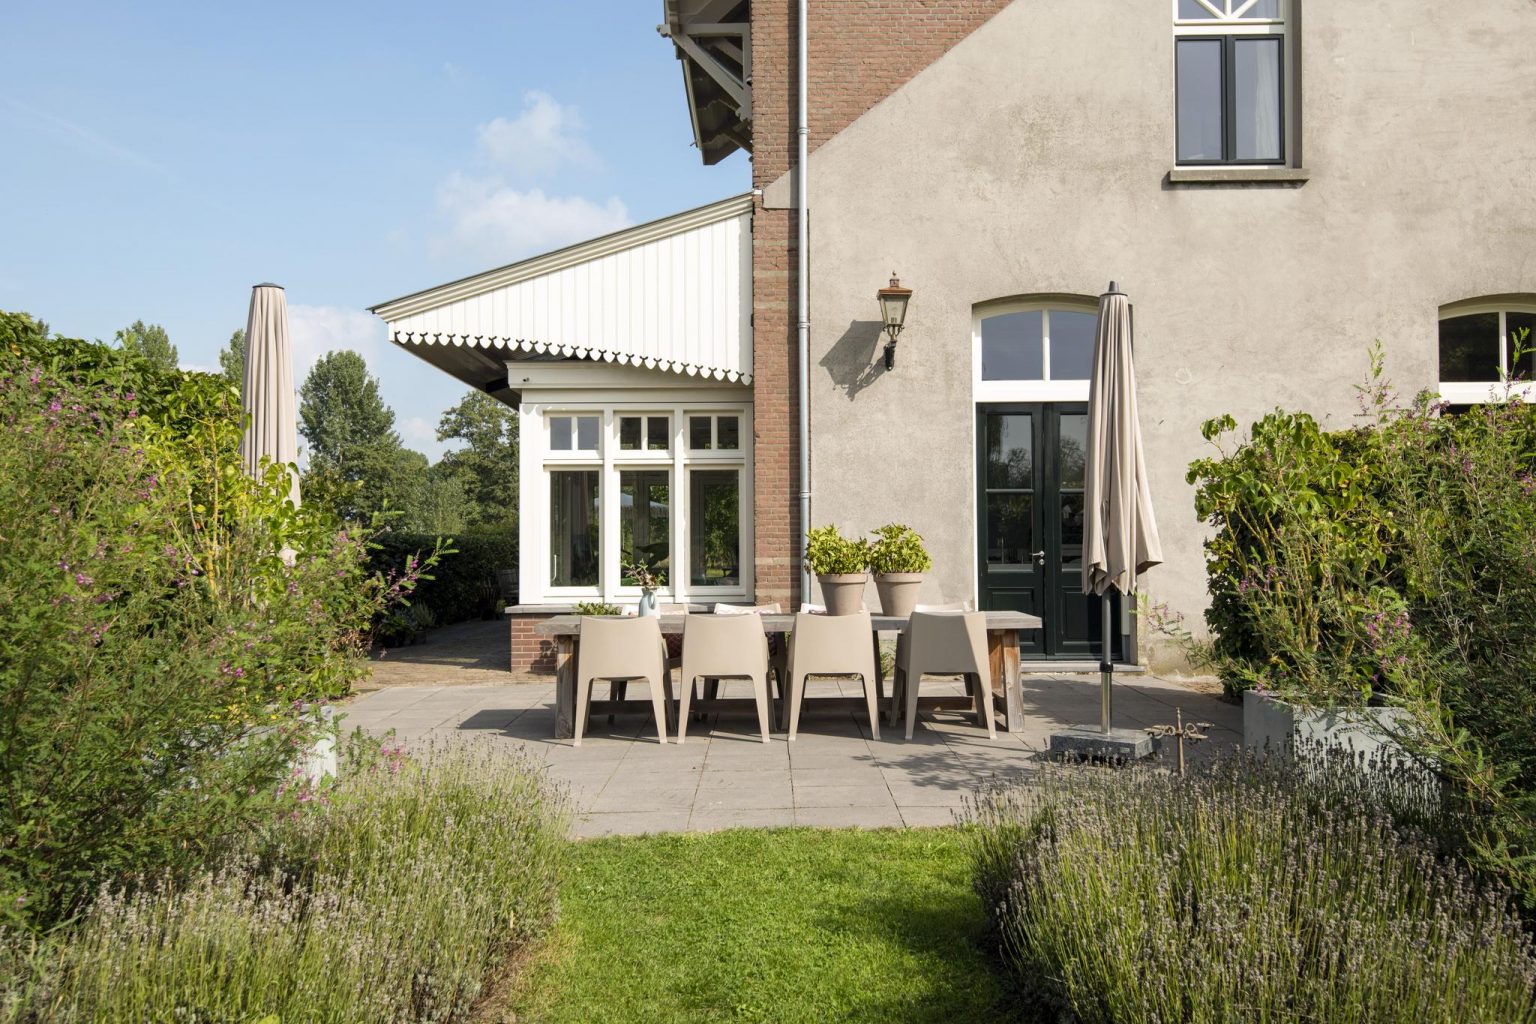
xmin=821 ymin=320 xmax=886 ymax=400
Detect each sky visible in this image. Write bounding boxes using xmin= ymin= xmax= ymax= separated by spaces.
xmin=0 ymin=1 xmax=748 ymax=460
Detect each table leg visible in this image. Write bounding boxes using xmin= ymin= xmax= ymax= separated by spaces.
xmin=987 ymin=630 xmax=1025 ymax=733
xmin=554 ymin=635 xmax=577 ymax=739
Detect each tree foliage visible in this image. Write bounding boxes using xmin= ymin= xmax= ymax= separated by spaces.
xmin=114 ymin=319 xmax=178 ymax=373
xmin=219 ymin=328 xmax=246 ymax=385
xmin=436 ymin=390 xmax=519 ymax=531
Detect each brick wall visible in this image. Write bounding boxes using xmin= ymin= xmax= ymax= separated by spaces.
xmin=748 ymin=0 xmax=1010 ymax=608
xmin=509 ymin=613 xmax=558 ymax=679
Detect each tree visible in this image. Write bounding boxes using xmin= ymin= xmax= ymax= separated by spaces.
xmin=436 ymin=391 xmax=519 ymax=531
xmin=219 ymin=329 xmax=246 ymax=385
xmin=299 ymin=350 xmax=405 ymax=522
xmin=115 ymin=320 xmax=178 ymax=372
xmin=391 ymin=450 xmax=473 ymax=534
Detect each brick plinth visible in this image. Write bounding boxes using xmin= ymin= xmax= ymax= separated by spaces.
xmin=509 ymin=613 xmax=558 ymax=679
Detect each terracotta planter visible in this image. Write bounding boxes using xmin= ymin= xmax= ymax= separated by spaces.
xmin=817 ymin=573 xmax=868 ymax=615
xmin=875 ymin=573 xmax=924 ymax=617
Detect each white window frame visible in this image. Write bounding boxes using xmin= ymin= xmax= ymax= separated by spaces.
xmin=1438 ymin=300 xmax=1536 ymax=406
xmin=521 ymin=397 xmax=753 ymax=605
xmin=1172 ymin=0 xmax=1294 ymax=169
xmin=971 ymin=299 xmax=1099 ymax=404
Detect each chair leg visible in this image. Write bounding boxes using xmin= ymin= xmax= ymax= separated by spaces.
xmin=646 ymin=673 xmax=669 ymax=744
xmin=788 ymin=672 xmax=806 ymax=741
xmin=905 ymin=666 xmax=923 ymax=740
xmin=862 ymin=672 xmax=881 ymax=741
xmin=971 ymin=672 xmax=996 ymax=739
xmin=573 ymin=676 xmax=594 ymax=747
xmin=750 ymin=670 xmax=771 ymax=743
xmin=676 ymin=672 xmax=695 ymax=744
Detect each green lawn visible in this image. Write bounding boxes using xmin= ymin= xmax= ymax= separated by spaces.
xmin=500 ymin=826 xmax=1020 ymax=1024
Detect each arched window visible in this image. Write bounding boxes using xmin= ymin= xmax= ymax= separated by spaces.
xmin=1174 ymin=0 xmax=1291 ymax=166
xmin=1438 ymin=299 xmax=1536 ymax=405
xmin=973 ymin=299 xmax=1098 ymax=403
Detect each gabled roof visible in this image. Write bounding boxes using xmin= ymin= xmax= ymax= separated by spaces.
xmin=661 ymin=0 xmax=751 ymax=165
xmin=370 ymin=193 xmax=754 ymax=394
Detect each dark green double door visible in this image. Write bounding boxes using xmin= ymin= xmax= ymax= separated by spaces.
xmin=977 ymin=403 xmax=1121 ymax=661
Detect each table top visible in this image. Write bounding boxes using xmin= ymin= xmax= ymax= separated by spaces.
xmin=533 ymin=610 xmax=1042 ymax=636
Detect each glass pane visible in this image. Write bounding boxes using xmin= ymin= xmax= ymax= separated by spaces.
xmin=717 ymin=415 xmax=740 ymax=450
xmin=1239 ymin=0 xmax=1281 ymax=18
xmin=1234 ymin=38 xmax=1283 ymax=161
xmin=981 ymin=311 xmax=1044 ymax=381
xmin=646 ymin=416 xmax=670 ymax=450
xmin=985 ymin=494 xmax=1034 ymax=567
xmin=986 ymin=414 xmax=1034 ymax=489
xmin=620 ymin=470 xmax=670 ymax=585
xmin=1178 ymin=0 xmax=1219 ymax=17
xmin=1177 ymin=39 xmax=1224 ymax=162
xmin=550 ymin=416 xmax=572 ymax=451
xmin=1059 ymin=414 xmax=1088 ymax=490
xmin=689 ymin=415 xmax=713 ymax=450
xmin=1439 ymin=313 xmax=1500 ymax=383
xmin=1060 ymin=492 xmax=1085 ymax=553
xmin=549 ymin=470 xmax=599 ymax=587
xmin=575 ymin=415 xmax=599 ymax=451
xmin=1049 ymin=311 xmax=1097 ymax=381
xmin=1507 ymin=312 xmax=1536 ymax=380
xmin=618 ymin=416 xmax=642 ymax=450
xmin=690 ymin=470 xmax=740 ymax=587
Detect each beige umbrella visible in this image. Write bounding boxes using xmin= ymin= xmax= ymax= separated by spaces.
xmin=240 ymin=283 xmax=301 ymax=508
xmin=1082 ymin=282 xmax=1162 ymax=736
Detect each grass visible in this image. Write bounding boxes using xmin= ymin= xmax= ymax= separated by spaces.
xmin=500 ymin=826 xmax=1017 ymax=1024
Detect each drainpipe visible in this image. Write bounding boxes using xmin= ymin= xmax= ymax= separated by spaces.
xmin=796 ymin=0 xmax=811 ymax=606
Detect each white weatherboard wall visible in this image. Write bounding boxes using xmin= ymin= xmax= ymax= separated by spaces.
xmin=377 ymin=194 xmax=754 ymax=384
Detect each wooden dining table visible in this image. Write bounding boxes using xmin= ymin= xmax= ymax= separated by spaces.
xmin=534 ymin=611 xmax=1043 ymax=739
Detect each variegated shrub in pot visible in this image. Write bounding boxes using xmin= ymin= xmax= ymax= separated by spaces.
xmin=805 ymin=525 xmax=870 ymax=615
xmin=868 ymin=523 xmax=932 ymax=618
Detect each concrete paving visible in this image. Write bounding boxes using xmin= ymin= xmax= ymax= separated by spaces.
xmin=342 ymin=672 xmax=1242 ymax=838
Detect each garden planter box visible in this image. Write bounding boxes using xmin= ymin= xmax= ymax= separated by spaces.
xmin=1242 ymin=689 xmax=1412 ymax=765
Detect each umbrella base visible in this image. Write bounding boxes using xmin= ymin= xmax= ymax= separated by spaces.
xmin=1048 ymin=726 xmax=1153 ymax=763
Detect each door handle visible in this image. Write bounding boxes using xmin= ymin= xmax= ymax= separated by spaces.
xmin=1031 ymin=550 xmax=1046 ymax=567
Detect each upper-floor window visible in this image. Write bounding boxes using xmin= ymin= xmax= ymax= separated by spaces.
xmin=1439 ymin=300 xmax=1536 ymax=405
xmin=1175 ymin=0 xmax=1289 ymax=166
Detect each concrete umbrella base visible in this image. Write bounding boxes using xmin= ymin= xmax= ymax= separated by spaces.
xmin=1048 ymin=726 xmax=1154 ymax=763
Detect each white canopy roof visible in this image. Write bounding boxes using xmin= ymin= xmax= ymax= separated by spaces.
xmin=371 ymin=193 xmax=753 ymax=395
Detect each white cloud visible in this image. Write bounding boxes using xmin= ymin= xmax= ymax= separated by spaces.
xmin=476 ymin=90 xmax=593 ymax=177
xmin=178 ymin=361 xmax=216 ymax=374
xmin=287 ymin=304 xmax=384 ymax=380
xmin=431 ymin=174 xmax=631 ymax=265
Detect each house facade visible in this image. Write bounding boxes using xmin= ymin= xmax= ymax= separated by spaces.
xmin=374 ymin=0 xmax=1536 ymax=677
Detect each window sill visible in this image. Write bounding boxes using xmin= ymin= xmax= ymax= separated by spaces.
xmin=1167 ymin=167 xmax=1311 ymax=187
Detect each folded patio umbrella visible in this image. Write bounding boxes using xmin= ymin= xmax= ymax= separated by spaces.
xmin=1083 ymin=282 xmax=1162 ymax=734
xmin=240 ymin=282 xmax=301 ymax=508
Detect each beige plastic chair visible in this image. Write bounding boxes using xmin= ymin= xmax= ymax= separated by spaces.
xmin=785 ymin=610 xmax=881 ymax=741
xmin=675 ymin=613 xmax=773 ymax=743
xmin=892 ymin=611 xmax=995 ymax=740
xmin=574 ymin=616 xmax=673 ymax=746
xmin=713 ymin=603 xmax=785 ymax=706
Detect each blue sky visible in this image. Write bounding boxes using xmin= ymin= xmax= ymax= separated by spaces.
xmin=1 ymin=1 xmax=748 ymax=459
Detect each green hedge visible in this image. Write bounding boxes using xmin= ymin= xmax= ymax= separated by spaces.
xmin=371 ymin=529 xmax=517 ymax=631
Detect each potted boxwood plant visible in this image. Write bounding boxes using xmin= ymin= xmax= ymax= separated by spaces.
xmin=868 ymin=523 xmax=932 ymax=618
xmin=805 ymin=524 xmax=870 ymax=615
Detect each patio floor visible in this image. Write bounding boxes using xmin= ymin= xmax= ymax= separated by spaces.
xmin=343 ymin=672 xmax=1241 ymax=838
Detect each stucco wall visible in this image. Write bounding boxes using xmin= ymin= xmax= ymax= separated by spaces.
xmin=796 ymin=0 xmax=1536 ymax=668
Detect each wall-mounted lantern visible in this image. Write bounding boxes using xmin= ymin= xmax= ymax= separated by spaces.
xmin=876 ymin=273 xmax=913 ymax=371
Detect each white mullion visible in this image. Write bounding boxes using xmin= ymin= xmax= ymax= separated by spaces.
xmin=673 ymin=403 xmax=688 ymax=600
xmin=1041 ymin=309 xmax=1053 ymax=382
xmin=600 ymin=409 xmax=617 ymax=601
xmin=1500 ymin=311 xmax=1510 ymax=379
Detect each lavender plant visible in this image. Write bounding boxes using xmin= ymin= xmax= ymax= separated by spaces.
xmin=970 ymin=752 xmax=1536 ymax=1024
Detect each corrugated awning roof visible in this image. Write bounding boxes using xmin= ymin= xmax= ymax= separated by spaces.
xmin=370 ymin=193 xmax=754 ymax=393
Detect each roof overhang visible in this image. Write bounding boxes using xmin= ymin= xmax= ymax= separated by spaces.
xmin=371 ymin=193 xmax=754 ymax=398
xmin=659 ymin=0 xmax=751 ymax=165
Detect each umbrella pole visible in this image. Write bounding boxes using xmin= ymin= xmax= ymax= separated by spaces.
xmin=1100 ymin=594 xmax=1113 ymax=734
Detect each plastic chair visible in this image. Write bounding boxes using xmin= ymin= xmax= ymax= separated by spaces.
xmin=785 ymin=610 xmax=881 ymax=741
xmin=892 ymin=611 xmax=995 ymax=740
xmin=675 ymin=613 xmax=773 ymax=743
xmin=574 ymin=616 xmax=673 ymax=746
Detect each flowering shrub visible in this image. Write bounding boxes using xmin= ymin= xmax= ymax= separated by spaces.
xmin=0 ymin=316 xmax=438 ymax=929
xmin=970 ymin=752 xmax=1536 ymax=1023
xmin=10 ymin=742 xmax=568 ymax=1023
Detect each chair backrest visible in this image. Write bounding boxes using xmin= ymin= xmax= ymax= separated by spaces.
xmin=680 ymin=613 xmax=767 ymax=679
xmin=905 ymin=610 xmax=988 ymax=675
xmin=578 ymin=615 xmax=665 ymax=683
xmin=790 ymin=610 xmax=873 ymax=676
xmin=713 ymin=602 xmax=782 ymax=615
xmin=913 ymin=601 xmax=975 ymax=613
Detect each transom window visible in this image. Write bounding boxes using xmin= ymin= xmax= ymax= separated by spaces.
xmin=1175 ymin=0 xmax=1288 ymax=166
xmin=981 ymin=308 xmax=1097 ymax=383
xmin=1438 ymin=300 xmax=1536 ymax=405
xmin=548 ymin=414 xmax=599 ymax=452
xmin=688 ymin=413 xmax=740 ymax=451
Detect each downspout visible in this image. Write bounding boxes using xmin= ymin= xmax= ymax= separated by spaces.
xmin=796 ymin=0 xmax=811 ymax=606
